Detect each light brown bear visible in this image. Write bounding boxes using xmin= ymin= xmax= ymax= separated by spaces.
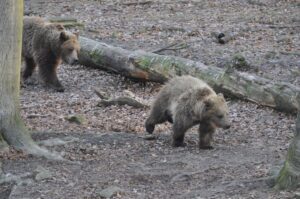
xmin=145 ymin=75 xmax=231 ymax=149
xmin=22 ymin=16 xmax=80 ymax=92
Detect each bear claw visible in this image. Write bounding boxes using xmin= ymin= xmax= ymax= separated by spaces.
xmin=199 ymin=145 xmax=214 ymax=150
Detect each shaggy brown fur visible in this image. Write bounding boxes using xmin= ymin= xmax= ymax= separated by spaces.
xmin=145 ymin=75 xmax=231 ymax=149
xmin=22 ymin=16 xmax=80 ymax=92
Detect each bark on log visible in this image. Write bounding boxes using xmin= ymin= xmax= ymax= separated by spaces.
xmin=78 ymin=37 xmax=300 ymax=114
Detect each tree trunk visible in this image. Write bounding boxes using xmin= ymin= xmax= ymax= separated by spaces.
xmin=0 ymin=0 xmax=62 ymax=160
xmin=275 ymin=112 xmax=300 ymax=190
xmin=79 ymin=37 xmax=300 ymax=114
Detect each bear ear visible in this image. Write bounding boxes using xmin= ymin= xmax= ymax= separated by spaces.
xmin=203 ymin=98 xmax=213 ymax=111
xmin=217 ymin=93 xmax=226 ymax=102
xmin=196 ymin=88 xmax=211 ymax=99
xmin=60 ymin=31 xmax=69 ymax=41
xmin=74 ymin=32 xmax=79 ymax=39
xmin=55 ymin=24 xmax=64 ymax=31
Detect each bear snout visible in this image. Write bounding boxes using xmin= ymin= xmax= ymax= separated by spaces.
xmin=65 ymin=57 xmax=79 ymax=65
xmin=224 ymin=124 xmax=231 ymax=129
xmin=72 ymin=58 xmax=79 ymax=65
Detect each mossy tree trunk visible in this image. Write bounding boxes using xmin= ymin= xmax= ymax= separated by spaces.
xmin=0 ymin=0 xmax=62 ymax=160
xmin=79 ymin=37 xmax=300 ymax=114
xmin=275 ymin=112 xmax=300 ymax=190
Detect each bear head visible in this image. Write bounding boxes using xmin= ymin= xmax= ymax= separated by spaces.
xmin=59 ymin=31 xmax=80 ymax=65
xmin=193 ymin=89 xmax=231 ymax=129
xmin=203 ymin=93 xmax=230 ymax=129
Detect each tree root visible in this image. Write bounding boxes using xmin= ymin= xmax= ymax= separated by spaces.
xmin=274 ymin=112 xmax=300 ymax=190
xmin=22 ymin=143 xmax=64 ymax=161
xmin=94 ymin=88 xmax=109 ymax=100
xmin=38 ymin=136 xmax=79 ymax=147
xmin=0 ymin=172 xmax=32 ymax=185
xmin=1 ymin=124 xmax=64 ymax=161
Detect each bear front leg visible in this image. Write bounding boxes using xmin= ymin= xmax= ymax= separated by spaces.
xmin=145 ymin=114 xmax=168 ymax=134
xmin=172 ymin=111 xmax=195 ymax=147
xmin=145 ymin=117 xmax=156 ymax=134
xmin=145 ymin=106 xmax=168 ymax=134
xmin=22 ymin=57 xmax=36 ymax=80
xmin=172 ymin=120 xmax=190 ymax=147
xmin=38 ymin=59 xmax=65 ymax=92
xmin=198 ymin=122 xmax=215 ymax=150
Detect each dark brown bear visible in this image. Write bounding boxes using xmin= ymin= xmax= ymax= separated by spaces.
xmin=22 ymin=16 xmax=80 ymax=92
xmin=145 ymin=75 xmax=231 ymax=149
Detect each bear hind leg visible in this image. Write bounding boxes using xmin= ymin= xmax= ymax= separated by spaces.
xmin=198 ymin=122 xmax=215 ymax=150
xmin=22 ymin=57 xmax=36 ymax=80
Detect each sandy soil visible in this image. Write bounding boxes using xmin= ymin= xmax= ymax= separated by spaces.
xmin=1 ymin=0 xmax=299 ymax=198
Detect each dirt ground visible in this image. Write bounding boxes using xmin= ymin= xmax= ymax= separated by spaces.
xmin=1 ymin=0 xmax=300 ymax=198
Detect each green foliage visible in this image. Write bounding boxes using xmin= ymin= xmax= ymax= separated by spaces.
xmin=89 ymin=49 xmax=103 ymax=64
xmin=230 ymin=54 xmax=250 ymax=70
xmin=136 ymin=56 xmax=186 ymax=76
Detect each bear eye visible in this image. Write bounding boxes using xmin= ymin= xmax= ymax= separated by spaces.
xmin=217 ymin=114 xmax=223 ymax=119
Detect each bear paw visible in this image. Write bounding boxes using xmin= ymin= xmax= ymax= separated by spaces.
xmin=199 ymin=145 xmax=214 ymax=150
xmin=48 ymin=84 xmax=65 ymax=92
xmin=172 ymin=141 xmax=186 ymax=147
xmin=55 ymin=86 xmax=65 ymax=92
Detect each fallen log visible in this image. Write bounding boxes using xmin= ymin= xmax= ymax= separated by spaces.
xmin=78 ymin=37 xmax=300 ymax=114
xmin=48 ymin=17 xmax=84 ymax=28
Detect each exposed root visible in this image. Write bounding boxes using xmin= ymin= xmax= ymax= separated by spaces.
xmin=37 ymin=136 xmax=79 ymax=147
xmin=0 ymin=172 xmax=32 ymax=185
xmin=94 ymin=88 xmax=110 ymax=100
xmin=21 ymin=143 xmax=64 ymax=161
xmin=274 ymin=113 xmax=300 ymax=190
xmin=1 ymin=125 xmax=64 ymax=161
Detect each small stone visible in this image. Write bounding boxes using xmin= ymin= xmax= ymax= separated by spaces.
xmin=143 ymin=134 xmax=157 ymax=140
xmin=95 ymin=186 xmax=123 ymax=198
xmin=65 ymin=114 xmax=86 ymax=125
xmin=265 ymin=163 xmax=283 ymax=187
xmin=217 ymin=32 xmax=225 ymax=39
xmin=123 ymin=90 xmax=135 ymax=98
xmin=34 ymin=166 xmax=52 ymax=181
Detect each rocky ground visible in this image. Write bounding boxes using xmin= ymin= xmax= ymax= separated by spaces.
xmin=1 ymin=0 xmax=300 ymax=198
